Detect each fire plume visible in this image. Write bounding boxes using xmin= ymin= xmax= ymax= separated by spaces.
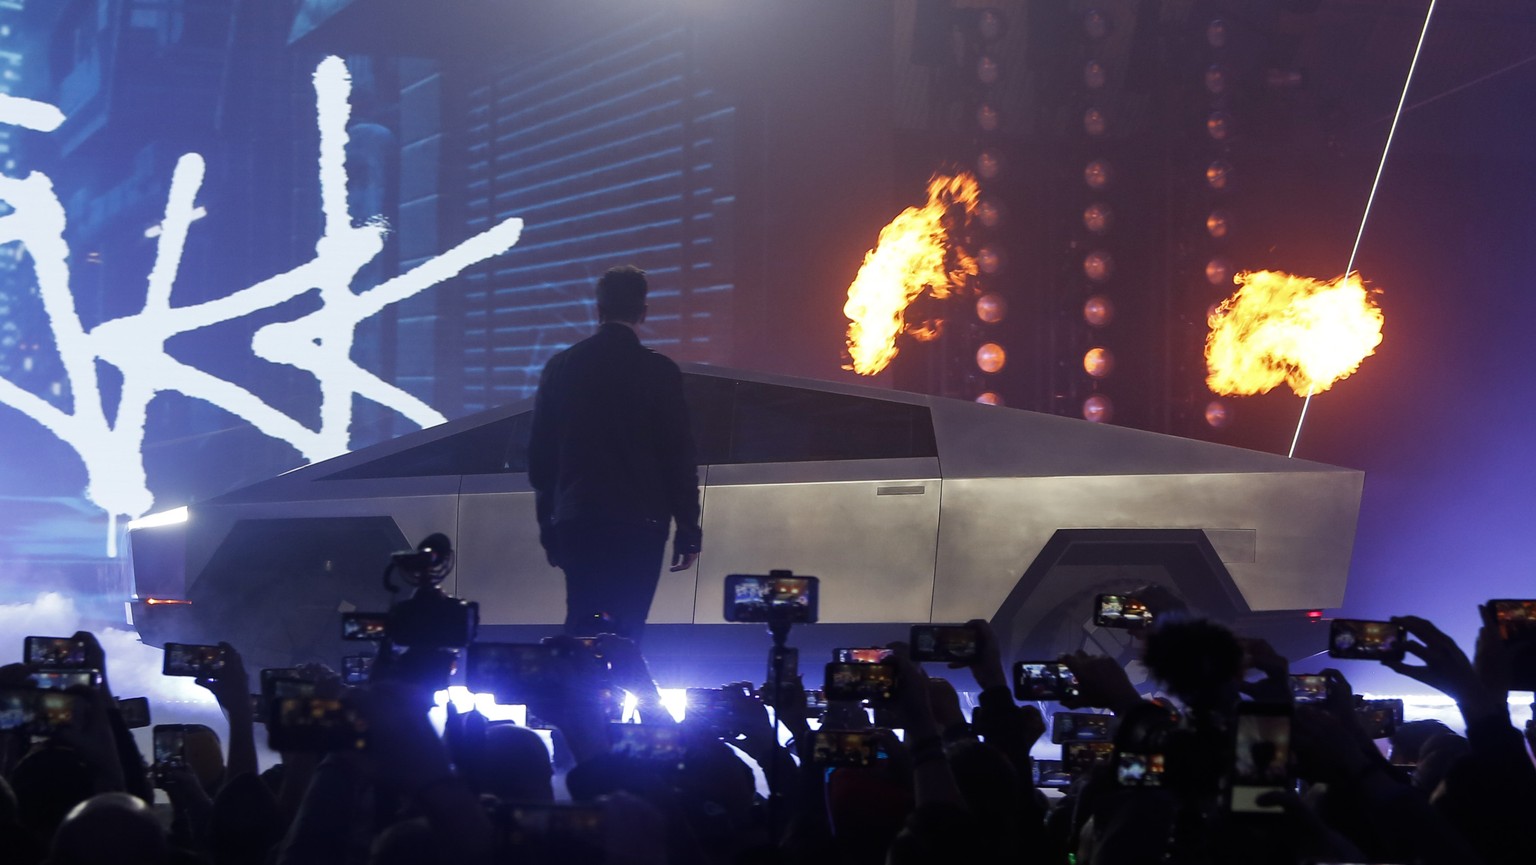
xmin=843 ymin=172 xmax=981 ymax=375
xmin=1205 ymin=270 xmax=1384 ymax=397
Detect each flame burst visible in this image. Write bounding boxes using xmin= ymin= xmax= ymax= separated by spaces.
xmin=1206 ymin=270 xmax=1384 ymax=397
xmin=843 ymin=172 xmax=981 ymax=375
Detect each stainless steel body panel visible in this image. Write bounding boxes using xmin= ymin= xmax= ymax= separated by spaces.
xmin=932 ymin=470 xmax=1364 ymax=622
xmin=694 ymin=458 xmax=941 ymax=624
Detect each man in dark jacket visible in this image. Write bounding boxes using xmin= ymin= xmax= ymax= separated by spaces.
xmin=528 ymin=265 xmax=702 ymax=639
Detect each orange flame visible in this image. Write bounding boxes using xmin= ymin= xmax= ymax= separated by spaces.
xmin=843 ymin=172 xmax=981 ymax=375
xmin=1205 ymin=270 xmax=1384 ymax=397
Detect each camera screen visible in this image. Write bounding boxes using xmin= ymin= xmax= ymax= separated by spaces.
xmin=1052 ymin=712 xmax=1111 ymax=743
xmin=25 ymin=636 xmax=88 ymax=668
xmin=1355 ymin=698 xmax=1403 ymax=739
xmin=812 ymin=730 xmax=886 ymax=767
xmin=117 ymin=696 xmax=151 ymax=729
xmin=153 ymin=726 xmax=187 ymax=765
xmin=162 ymin=643 xmax=226 ymax=677
xmin=1063 ymin=741 xmax=1114 ymax=775
xmin=909 ymin=625 xmax=979 ymax=663
xmin=1492 ymin=600 xmax=1536 ymax=690
xmin=1289 ymin=674 xmax=1329 ymax=704
xmin=1033 ymin=758 xmax=1072 ymax=788
xmin=723 ymin=574 xmax=819 ymax=624
xmin=342 ymin=655 xmax=374 ymax=685
xmin=0 ymin=689 xmax=37 ymax=733
xmin=1013 ymin=662 xmax=1080 ymax=702
xmin=466 ymin=643 xmax=564 ymax=700
xmin=1230 ymin=708 xmax=1291 ymax=813
xmin=269 ymin=697 xmax=365 ymax=751
xmin=1327 ymin=620 xmax=1404 ymax=660
xmin=832 ymin=647 xmax=893 ymax=664
xmin=1095 ymin=594 xmax=1153 ymax=629
xmin=340 ymin=613 xmax=390 ymax=641
xmin=1115 ymin=751 xmax=1166 ymax=787
xmin=29 ymin=669 xmax=99 ymax=691
xmin=823 ymin=662 xmax=897 ymax=702
xmin=608 ymin=723 xmax=687 ymax=762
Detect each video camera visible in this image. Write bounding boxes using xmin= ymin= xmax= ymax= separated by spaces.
xmin=382 ymin=532 xmax=479 ymax=650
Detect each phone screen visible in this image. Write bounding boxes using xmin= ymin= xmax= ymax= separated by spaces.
xmin=1327 ymin=620 xmax=1404 ymax=661
xmin=1095 ymin=594 xmax=1153 ymax=629
xmin=1230 ymin=705 xmax=1292 ymax=813
xmin=608 ymin=722 xmax=687 ymax=763
xmin=162 ymin=643 xmax=226 ymax=677
xmin=832 ymin=647 xmax=892 ymax=664
xmin=823 ymin=662 xmax=897 ymax=702
xmin=340 ymin=612 xmax=390 ymax=641
xmin=1052 ymin=712 xmax=1111 ymax=743
xmin=1012 ymin=661 xmax=1080 ymax=702
xmin=1491 ymin=599 xmax=1536 ymax=690
xmin=723 ymin=574 xmax=819 ymax=624
xmin=465 ymin=642 xmax=565 ymax=701
xmin=1288 ymin=674 xmax=1329 ymax=704
xmin=811 ymin=729 xmax=887 ymax=767
xmin=25 ymin=636 xmax=88 ymax=668
xmin=909 ymin=625 xmax=980 ymax=663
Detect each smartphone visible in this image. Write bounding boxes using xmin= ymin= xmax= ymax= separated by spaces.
xmin=1289 ymin=673 xmax=1329 ymax=704
xmin=1229 ymin=703 xmax=1293 ymax=814
xmin=495 ymin=802 xmax=606 ymax=863
xmin=1052 ymin=711 xmax=1112 ymax=743
xmin=117 ymin=696 xmax=152 ymax=729
xmin=466 ymin=642 xmax=565 ymax=703
xmin=1115 ymin=750 xmax=1166 ymax=787
xmin=340 ymin=612 xmax=390 ymax=641
xmin=1327 ymin=619 xmax=1405 ymax=661
xmin=267 ymin=695 xmax=365 ymax=751
xmin=805 ymin=688 xmax=829 ymax=712
xmin=29 ymin=669 xmax=101 ymax=691
xmin=910 ymin=625 xmax=980 ymax=663
xmin=1489 ymin=599 xmax=1536 ymax=690
xmin=0 ymin=688 xmax=79 ymax=735
xmin=1033 ymin=758 xmax=1073 ymax=788
xmin=1012 ymin=661 xmax=1080 ymax=702
xmin=24 ymin=636 xmax=88 ymax=668
xmin=723 ymin=573 xmax=819 ymax=624
xmin=153 ymin=724 xmax=188 ymax=767
xmin=684 ymin=687 xmax=753 ymax=734
xmin=811 ymin=729 xmax=889 ymax=767
xmin=1063 ymin=740 xmax=1114 ymax=775
xmin=823 ymin=661 xmax=898 ymax=702
xmin=162 ymin=642 xmax=226 ymax=677
xmin=1095 ymin=594 xmax=1154 ymax=629
xmin=608 ymin=723 xmax=687 ymax=763
xmin=832 ymin=647 xmax=893 ymax=664
xmin=765 ymin=646 xmax=800 ymax=695
xmin=342 ymin=655 xmax=374 ymax=685
xmin=260 ymin=668 xmax=302 ymax=689
xmin=1355 ymin=698 xmax=1403 ymax=739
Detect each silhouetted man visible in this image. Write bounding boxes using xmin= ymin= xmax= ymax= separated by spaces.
xmin=528 ymin=265 xmax=701 ymax=639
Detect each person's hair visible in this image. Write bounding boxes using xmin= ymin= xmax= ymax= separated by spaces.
xmin=596 ymin=265 xmax=648 ymax=323
xmin=1141 ymin=618 xmax=1243 ymax=705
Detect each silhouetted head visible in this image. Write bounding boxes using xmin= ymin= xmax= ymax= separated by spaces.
xmin=596 ymin=265 xmax=648 ymax=324
xmin=11 ymin=746 xmax=94 ymax=844
xmin=50 ymin=792 xmax=165 ymax=865
xmin=1142 ymin=618 xmax=1243 ymax=709
xmin=481 ymin=723 xmax=555 ymax=803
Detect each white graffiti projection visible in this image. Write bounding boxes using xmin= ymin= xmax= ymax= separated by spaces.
xmin=0 ymin=57 xmax=525 ymax=551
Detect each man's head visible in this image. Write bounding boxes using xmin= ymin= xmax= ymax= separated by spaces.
xmin=596 ymin=265 xmax=648 ymax=324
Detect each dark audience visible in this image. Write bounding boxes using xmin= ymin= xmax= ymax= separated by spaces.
xmin=0 ymin=596 xmax=1532 ymax=865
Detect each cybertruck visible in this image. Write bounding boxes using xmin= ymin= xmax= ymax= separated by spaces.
xmin=127 ymin=364 xmax=1363 ymax=682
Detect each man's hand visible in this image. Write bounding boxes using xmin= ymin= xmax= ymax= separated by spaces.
xmin=669 ymin=550 xmax=698 ymax=572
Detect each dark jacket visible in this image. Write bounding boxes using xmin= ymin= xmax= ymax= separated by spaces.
xmin=528 ymin=322 xmax=702 ymax=554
